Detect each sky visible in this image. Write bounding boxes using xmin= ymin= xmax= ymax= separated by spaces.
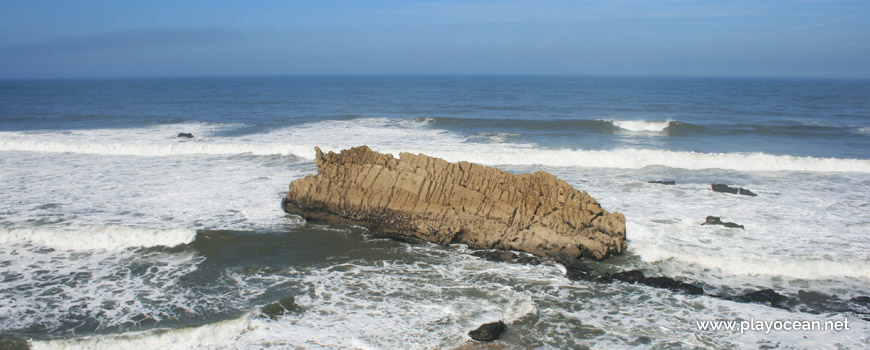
xmin=0 ymin=0 xmax=868 ymax=79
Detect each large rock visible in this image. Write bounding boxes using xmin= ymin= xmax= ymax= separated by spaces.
xmin=283 ymin=146 xmax=627 ymax=260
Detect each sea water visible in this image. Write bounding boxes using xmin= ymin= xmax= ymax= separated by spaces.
xmin=1 ymin=76 xmax=868 ymax=349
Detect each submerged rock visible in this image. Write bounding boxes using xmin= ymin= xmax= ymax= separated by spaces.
xmin=643 ymin=276 xmax=704 ymax=295
xmin=177 ymin=132 xmax=194 ymax=138
xmin=647 ymin=180 xmax=675 ymax=185
xmin=606 ymin=270 xmax=646 ymax=284
xmin=563 ymin=260 xmax=601 ymax=282
xmin=711 ymin=183 xmax=757 ymax=197
xmin=472 ymin=250 xmax=540 ymax=265
xmin=733 ymin=289 xmax=791 ymax=309
xmin=261 ymin=296 xmax=300 ymax=319
xmin=284 ymin=146 xmax=626 ymax=260
xmin=468 ymin=321 xmax=506 ymax=342
xmin=602 ymin=270 xmax=703 ymax=295
xmin=701 ymin=216 xmax=744 ymax=230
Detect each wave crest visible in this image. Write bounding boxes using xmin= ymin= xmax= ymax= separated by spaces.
xmin=606 ymin=119 xmax=672 ymax=132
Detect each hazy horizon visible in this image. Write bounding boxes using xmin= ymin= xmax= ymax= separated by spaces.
xmin=2 ymin=0 xmax=869 ymax=80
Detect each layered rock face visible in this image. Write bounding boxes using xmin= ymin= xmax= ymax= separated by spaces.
xmin=283 ymin=146 xmax=626 ymax=260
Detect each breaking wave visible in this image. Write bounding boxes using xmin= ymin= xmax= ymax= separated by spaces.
xmin=2 ymin=119 xmax=869 ymax=173
xmin=606 ymin=119 xmax=672 ymax=132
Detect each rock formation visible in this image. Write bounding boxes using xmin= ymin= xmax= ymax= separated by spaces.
xmin=711 ymin=183 xmax=756 ymax=196
xmin=283 ymin=146 xmax=627 ymax=260
xmin=468 ymin=321 xmax=506 ymax=342
xmin=701 ymin=216 xmax=744 ymax=230
xmin=177 ymin=132 xmax=194 ymax=139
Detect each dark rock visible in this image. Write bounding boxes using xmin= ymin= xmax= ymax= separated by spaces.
xmin=702 ymin=216 xmax=744 ymax=230
xmin=177 ymin=132 xmax=194 ymax=139
xmin=797 ymin=290 xmax=835 ymax=305
xmin=648 ymin=180 xmax=675 ymax=185
xmin=261 ymin=296 xmax=300 ymax=319
xmin=562 ymin=260 xmax=601 ymax=282
xmin=516 ymin=255 xmax=541 ymax=265
xmin=711 ymin=183 xmax=757 ymax=197
xmin=797 ymin=291 xmax=870 ymax=315
xmin=851 ymin=296 xmax=870 ymax=304
xmin=601 ymin=270 xmax=703 ymax=295
xmin=473 ymin=250 xmax=515 ymax=263
xmin=473 ymin=250 xmax=540 ymax=265
xmin=629 ymin=336 xmax=652 ymax=346
xmin=735 ymin=289 xmax=790 ymax=309
xmin=643 ymin=276 xmax=704 ymax=295
xmin=607 ymin=270 xmax=646 ymax=284
xmin=468 ymin=321 xmax=506 ymax=342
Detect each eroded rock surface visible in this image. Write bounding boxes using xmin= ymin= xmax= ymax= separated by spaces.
xmin=283 ymin=146 xmax=627 ymax=260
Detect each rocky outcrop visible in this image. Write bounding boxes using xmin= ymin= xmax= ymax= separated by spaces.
xmin=701 ymin=216 xmax=744 ymax=230
xmin=711 ymin=183 xmax=756 ymax=196
xmin=283 ymin=146 xmax=627 ymax=260
xmin=647 ymin=180 xmax=675 ymax=185
xmin=468 ymin=321 xmax=506 ymax=342
xmin=600 ymin=270 xmax=704 ymax=295
xmin=260 ymin=296 xmax=301 ymax=320
xmin=177 ymin=132 xmax=194 ymax=138
xmin=472 ymin=249 xmax=541 ymax=265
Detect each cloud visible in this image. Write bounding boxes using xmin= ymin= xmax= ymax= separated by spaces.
xmin=0 ymin=27 xmax=247 ymax=56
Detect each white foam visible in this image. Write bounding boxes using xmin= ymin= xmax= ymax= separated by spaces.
xmin=632 ymin=244 xmax=870 ymax=280
xmin=2 ymin=119 xmax=869 ymax=173
xmin=0 ymin=226 xmax=196 ymax=250
xmin=31 ymin=313 xmax=253 ymax=350
xmin=0 ymin=245 xmax=213 ymax=333
xmin=411 ymin=148 xmax=870 ymax=173
xmin=606 ymin=119 xmax=672 ymax=132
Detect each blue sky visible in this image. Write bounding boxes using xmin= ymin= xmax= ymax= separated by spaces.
xmin=1 ymin=0 xmax=868 ymax=79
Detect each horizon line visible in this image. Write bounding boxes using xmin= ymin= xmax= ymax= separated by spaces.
xmin=2 ymin=72 xmax=870 ymax=82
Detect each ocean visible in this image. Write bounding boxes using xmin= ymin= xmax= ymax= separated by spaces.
xmin=0 ymin=76 xmax=868 ymax=349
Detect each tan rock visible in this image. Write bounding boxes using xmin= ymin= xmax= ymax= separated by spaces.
xmin=284 ymin=146 xmax=626 ymax=260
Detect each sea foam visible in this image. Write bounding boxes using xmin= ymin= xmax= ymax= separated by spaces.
xmin=2 ymin=119 xmax=869 ymax=173
xmin=0 ymin=226 xmax=196 ymax=250
xmin=606 ymin=119 xmax=672 ymax=132
xmin=30 ymin=313 xmax=254 ymax=350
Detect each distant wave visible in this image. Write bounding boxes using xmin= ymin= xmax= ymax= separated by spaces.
xmin=420 ymin=116 xmax=701 ymax=135
xmin=0 ymin=226 xmax=196 ymax=250
xmin=412 ymin=148 xmax=870 ymax=173
xmin=419 ymin=116 xmax=869 ymax=138
xmin=3 ymin=120 xmax=870 ymax=173
xmin=0 ymin=138 xmax=311 ymax=157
